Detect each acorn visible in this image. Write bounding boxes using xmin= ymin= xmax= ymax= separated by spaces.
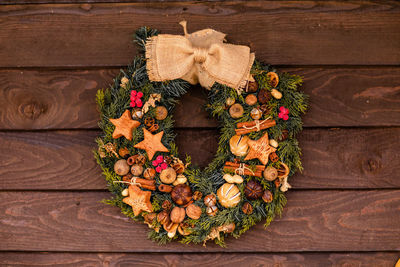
xmin=229 ymin=103 xmax=244 ymax=119
xmin=143 ymin=168 xmax=156 ymax=179
xmin=206 ymin=205 xmax=218 ymax=216
xmin=246 ymin=81 xmax=258 ymax=92
xmin=204 ymin=194 xmax=217 ymax=207
xmin=225 ymin=97 xmax=235 ymax=106
xmin=267 ymin=72 xmax=279 ymax=88
xmin=130 ymin=164 xmax=143 ymax=176
xmin=242 ymin=202 xmax=253 ymax=215
xmin=114 ymin=159 xmax=130 ymax=176
xmin=271 ymin=89 xmax=282 ymax=99
xmin=250 ymin=108 xmax=262 ymax=120
xmin=160 ymin=167 xmax=177 ymax=184
xmin=155 ymin=106 xmax=168 ymax=121
xmin=171 ymin=184 xmax=192 ymax=206
xmin=269 ymin=139 xmax=279 ymax=148
xmin=262 ymin=190 xmax=274 ymax=203
xmin=263 ymin=166 xmax=278 ymax=181
xmin=170 ymin=207 xmax=186 ymax=224
xmin=257 ymin=89 xmax=271 ymax=104
xmin=245 ymin=94 xmax=257 ymax=106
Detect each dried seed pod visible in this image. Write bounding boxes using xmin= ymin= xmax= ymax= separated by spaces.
xmin=172 ymin=162 xmax=185 ymax=174
xmin=127 ymin=155 xmax=138 ymax=166
xmin=277 ymin=162 xmax=290 ymax=179
xmin=130 ymin=164 xmax=144 ymax=176
xmin=271 ymin=89 xmax=282 ymax=99
xmin=269 ymin=152 xmax=279 ymax=163
xmin=278 ymin=129 xmax=289 ymax=141
xmin=250 ymin=108 xmax=262 ymax=120
xmin=242 ymin=202 xmax=253 ymax=215
xmin=143 ymin=168 xmax=156 ymax=179
xmin=193 ymin=191 xmax=203 ymax=201
xmin=162 ymin=200 xmax=172 ymax=211
xmin=155 ymin=106 xmax=168 ymax=121
xmin=164 ymin=221 xmax=179 ymax=238
xmin=206 ymin=205 xmax=218 ymax=216
xmin=244 ymin=180 xmax=263 ymax=200
xmin=229 ymin=135 xmax=249 ymax=157
xmin=160 ymin=167 xmax=177 ymax=184
xmin=114 ymin=159 xmax=130 ymax=176
xmin=262 ymin=190 xmax=273 ymax=203
xmin=170 ymin=206 xmax=186 ymax=224
xmin=118 ymin=147 xmax=130 ymax=158
xmin=164 ymin=156 xmax=173 ymax=165
xmin=263 ymin=166 xmax=278 ymax=181
xmin=144 ymin=117 xmax=155 ymax=127
xmin=267 ymin=72 xmax=279 ymax=87
xmin=257 ymin=89 xmax=271 ymax=104
xmin=171 ymin=184 xmax=192 ymax=206
xmin=245 ymin=94 xmax=258 ymax=106
xmin=148 ymin=123 xmax=159 ymax=132
xmin=246 ymin=81 xmax=258 ymax=93
xmin=178 ymin=223 xmax=191 ymax=236
xmin=217 ymin=183 xmax=241 ymax=208
xmin=136 ymin=155 xmax=146 ymax=166
xmin=185 ymin=203 xmax=202 ymax=220
xmin=229 ymin=103 xmax=244 ymax=119
xmin=225 ymin=97 xmax=235 ymax=106
xmin=204 ymin=194 xmax=217 ymax=207
xmin=269 ymin=139 xmax=279 ymax=148
xmin=157 ymin=210 xmax=170 ymax=225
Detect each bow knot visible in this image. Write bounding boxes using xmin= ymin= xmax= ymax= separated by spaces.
xmin=145 ymin=21 xmax=255 ymax=93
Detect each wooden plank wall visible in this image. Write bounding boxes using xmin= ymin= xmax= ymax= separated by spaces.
xmin=0 ymin=1 xmax=399 ymax=266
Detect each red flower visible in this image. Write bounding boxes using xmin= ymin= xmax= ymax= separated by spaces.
xmin=278 ymin=106 xmax=289 ymax=121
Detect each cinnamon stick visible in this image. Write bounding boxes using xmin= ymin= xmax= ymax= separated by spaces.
xmin=141 ymin=184 xmax=156 ymax=191
xmin=158 ymin=184 xmax=173 ymax=193
xmin=134 ymin=178 xmax=155 ymax=187
xmin=235 ymin=120 xmax=276 ymax=135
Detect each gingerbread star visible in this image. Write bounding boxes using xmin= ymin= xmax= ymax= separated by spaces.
xmin=123 ymin=185 xmax=153 ymax=216
xmin=244 ymin=132 xmax=276 ymax=165
xmin=134 ymin=128 xmax=169 ymax=160
xmin=109 ymin=110 xmax=140 ymax=140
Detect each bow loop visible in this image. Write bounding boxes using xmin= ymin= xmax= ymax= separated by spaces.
xmin=145 ymin=21 xmax=255 ymax=93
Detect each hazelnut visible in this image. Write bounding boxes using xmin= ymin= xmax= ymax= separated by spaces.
xmin=262 ymin=190 xmax=274 ymax=203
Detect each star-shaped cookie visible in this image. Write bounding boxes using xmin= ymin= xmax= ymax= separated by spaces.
xmin=123 ymin=185 xmax=153 ymax=216
xmin=134 ymin=128 xmax=169 ymax=160
xmin=109 ymin=110 xmax=140 ymax=140
xmin=244 ymin=133 xmax=276 ymax=165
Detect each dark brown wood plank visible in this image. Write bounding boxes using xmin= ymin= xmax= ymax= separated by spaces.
xmin=0 ymin=190 xmax=399 ymax=252
xmin=1 ymin=128 xmax=399 ymax=190
xmin=1 ymin=67 xmax=400 ymax=129
xmin=0 ymin=1 xmax=399 ymax=67
xmin=0 ymin=252 xmax=398 ymax=267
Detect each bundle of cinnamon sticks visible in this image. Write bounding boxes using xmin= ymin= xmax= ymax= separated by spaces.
xmin=123 ymin=176 xmax=156 ymax=190
xmin=235 ymin=119 xmax=276 ymax=135
xmin=223 ymin=162 xmax=265 ymax=177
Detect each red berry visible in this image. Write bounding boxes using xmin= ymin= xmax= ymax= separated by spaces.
xmin=136 ymin=91 xmax=143 ymax=98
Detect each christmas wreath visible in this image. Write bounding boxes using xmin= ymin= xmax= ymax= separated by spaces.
xmin=95 ymin=22 xmax=308 ymax=246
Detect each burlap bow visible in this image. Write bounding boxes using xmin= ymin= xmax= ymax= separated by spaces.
xmin=145 ymin=21 xmax=255 ymax=93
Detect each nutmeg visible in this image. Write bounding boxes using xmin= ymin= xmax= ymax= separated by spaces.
xmin=155 ymin=106 xmax=168 ymax=121
xmin=229 ymin=103 xmax=244 ymax=119
xmin=131 ymin=108 xmax=143 ymax=119
xmin=271 ymin=89 xmax=282 ymax=99
xmin=186 ymin=204 xmax=202 ymax=220
xmin=171 ymin=184 xmax=192 ymax=206
xmin=160 ymin=167 xmax=177 ymax=184
xmin=143 ymin=168 xmax=156 ymax=179
xmin=245 ymin=94 xmax=258 ymax=106
xmin=130 ymin=164 xmax=143 ymax=176
xmin=263 ymin=166 xmax=278 ymax=181
xmin=204 ymin=194 xmax=217 ymax=207
xmin=114 ymin=159 xmax=130 ymax=176
xmin=170 ymin=206 xmax=186 ymax=224
xmin=262 ymin=190 xmax=273 ymax=203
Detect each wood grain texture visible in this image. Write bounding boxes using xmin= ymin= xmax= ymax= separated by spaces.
xmin=1 ymin=128 xmax=399 ymax=190
xmin=0 ymin=252 xmax=398 ymax=267
xmin=0 ymin=190 xmax=399 ymax=252
xmin=0 ymin=1 xmax=399 ymax=67
xmin=1 ymin=67 xmax=400 ymax=129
